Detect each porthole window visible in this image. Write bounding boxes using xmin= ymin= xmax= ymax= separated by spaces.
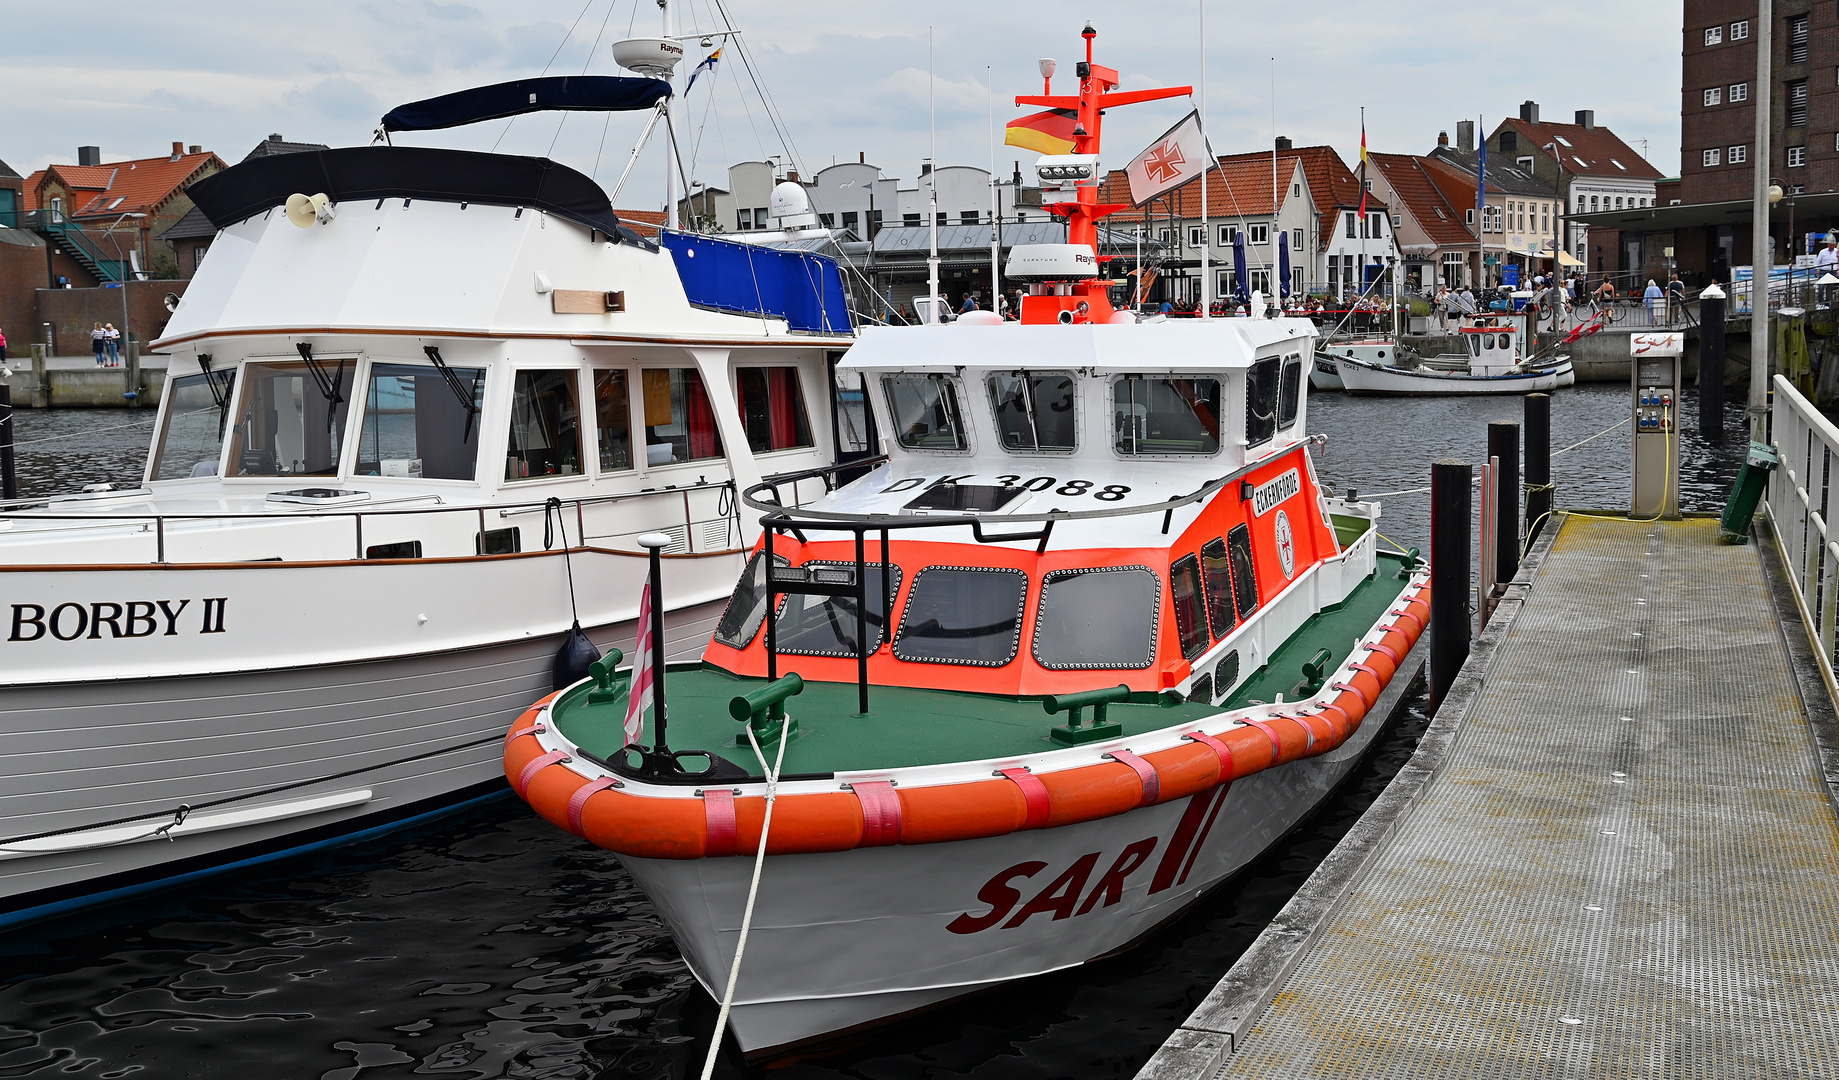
xmin=1169 ymin=554 xmax=1210 ymax=659
xmin=1033 ymin=566 xmax=1160 ymax=670
xmin=892 ymin=566 xmax=1026 ymax=666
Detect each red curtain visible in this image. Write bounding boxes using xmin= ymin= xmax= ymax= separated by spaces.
xmin=767 ymin=368 xmax=800 ymax=450
xmin=683 ymin=371 xmax=722 ymax=459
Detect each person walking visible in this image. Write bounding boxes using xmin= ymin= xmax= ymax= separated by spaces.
xmin=1665 ymin=273 xmax=1686 ymax=324
xmin=104 ymin=323 xmax=121 ymax=367
xmin=0 ymin=326 xmax=7 ymax=367
xmin=90 ymin=322 xmax=106 ymax=367
xmin=1643 ymin=279 xmax=1665 ymax=326
xmin=1815 ymin=238 xmax=1838 ymax=307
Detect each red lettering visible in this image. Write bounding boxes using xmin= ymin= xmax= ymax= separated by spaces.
xmin=946 ymin=861 xmax=1047 ymax=935
xmin=1075 ymin=837 xmax=1159 ymax=915
xmin=1149 ymin=791 xmax=1216 ymax=895
xmin=1003 ymin=852 xmax=1100 ymax=928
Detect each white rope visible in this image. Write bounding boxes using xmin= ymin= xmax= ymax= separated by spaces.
xmin=1331 ymin=415 xmax=1634 ymax=502
xmin=699 ymin=707 xmax=791 ymax=1079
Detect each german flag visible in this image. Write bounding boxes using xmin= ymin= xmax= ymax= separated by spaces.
xmin=1005 ymin=108 xmax=1079 ymax=155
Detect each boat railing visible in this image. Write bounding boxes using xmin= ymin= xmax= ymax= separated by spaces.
xmin=0 ymin=479 xmax=742 ymax=565
xmin=1766 ymin=374 xmax=1839 ymax=687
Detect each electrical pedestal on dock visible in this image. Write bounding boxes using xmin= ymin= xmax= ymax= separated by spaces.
xmin=1630 ymin=332 xmax=1683 ymax=518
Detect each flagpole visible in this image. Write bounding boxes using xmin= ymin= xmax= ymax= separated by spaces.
xmin=1477 ymin=114 xmax=1486 ymax=295
xmin=989 ymin=65 xmax=1001 ymax=315
xmin=636 ymin=531 xmax=672 ymax=758
xmin=1198 ymin=0 xmax=1209 ymax=318
xmin=926 ymin=26 xmax=941 ymax=323
xmin=1271 ymin=56 xmax=1278 ymax=301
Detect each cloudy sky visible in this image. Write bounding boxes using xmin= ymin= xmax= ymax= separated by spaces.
xmin=4 ymin=0 xmax=1682 ymax=206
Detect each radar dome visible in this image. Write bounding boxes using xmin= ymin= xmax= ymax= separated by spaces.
xmin=611 ymin=37 xmax=685 ymax=77
xmin=770 ymin=181 xmax=820 ymax=230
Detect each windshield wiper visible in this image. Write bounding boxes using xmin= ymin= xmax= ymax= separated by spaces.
xmin=293 ymin=343 xmax=347 ymax=433
xmin=423 ymin=346 xmax=483 ymax=444
xmin=196 ymin=353 xmax=234 ymax=438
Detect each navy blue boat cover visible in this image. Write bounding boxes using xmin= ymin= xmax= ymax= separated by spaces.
xmin=659 ymin=232 xmax=852 ymax=335
xmin=381 ymin=76 xmax=671 ymax=132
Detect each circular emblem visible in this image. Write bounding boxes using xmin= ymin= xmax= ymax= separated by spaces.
xmin=1275 ymin=510 xmax=1296 ymax=579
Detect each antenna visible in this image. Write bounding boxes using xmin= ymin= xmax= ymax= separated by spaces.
xmin=1198 ymin=0 xmax=1209 ymax=318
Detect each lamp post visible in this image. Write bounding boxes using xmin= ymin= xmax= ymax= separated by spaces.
xmin=1768 ymin=179 xmax=1796 ymax=305
xmin=99 ymin=212 xmax=146 ymax=349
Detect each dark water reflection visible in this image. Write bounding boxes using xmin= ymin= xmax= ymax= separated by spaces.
xmin=0 ymin=387 xmax=1755 ymax=1079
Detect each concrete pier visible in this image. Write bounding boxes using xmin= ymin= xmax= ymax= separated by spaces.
xmin=0 ymin=350 xmax=167 ymax=407
xmin=1141 ymin=514 xmax=1839 ymax=1077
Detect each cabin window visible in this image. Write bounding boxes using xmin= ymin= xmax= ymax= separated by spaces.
xmin=832 ymin=368 xmax=874 ymax=454
xmin=1169 ymin=554 xmax=1210 ymax=660
xmin=714 ymin=551 xmax=788 ymax=649
xmin=1200 ymin=537 xmax=1236 ymax=637
xmin=1245 ymin=358 xmax=1279 ymax=446
xmin=505 ymin=370 xmax=583 ymax=481
xmin=226 ymin=361 xmax=355 ymax=477
xmin=987 ymin=371 xmax=1076 ymax=452
xmin=1226 ymin=523 xmax=1259 ymax=620
xmin=1033 ymin=566 xmax=1159 ymax=670
xmin=595 ymin=371 xmax=633 ymax=471
xmin=775 ymin=562 xmax=903 ymax=657
xmin=641 ymin=368 xmax=724 ymax=466
xmin=150 ymin=369 xmax=235 ymax=480
xmin=884 ymin=374 xmax=968 ymax=452
xmin=736 ymin=367 xmax=814 ymax=453
xmin=892 ymin=566 xmax=1026 ymax=666
xmin=1278 ymin=354 xmax=1303 ymax=429
xmin=357 ymin=362 xmax=484 ymax=481
xmin=1111 ymin=376 xmax=1221 ymax=455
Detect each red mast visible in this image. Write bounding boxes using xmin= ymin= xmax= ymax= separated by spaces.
xmin=1012 ymin=25 xmax=1190 ymax=324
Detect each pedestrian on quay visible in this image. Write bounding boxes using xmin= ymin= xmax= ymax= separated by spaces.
xmin=0 ymin=325 xmax=7 ymax=367
xmin=91 ymin=322 xmax=106 ymax=367
xmin=1643 ymin=279 xmax=1665 ymax=326
xmin=1816 ymin=238 xmax=1838 ymax=307
xmin=104 ymin=323 xmax=121 ymax=367
xmin=1666 ymin=273 xmax=1686 ymax=323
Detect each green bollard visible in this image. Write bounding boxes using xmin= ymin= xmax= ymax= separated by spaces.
xmin=1718 ymin=441 xmax=1780 ymax=544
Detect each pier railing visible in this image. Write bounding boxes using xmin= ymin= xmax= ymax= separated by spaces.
xmin=1766 ymin=373 xmax=1839 ymax=687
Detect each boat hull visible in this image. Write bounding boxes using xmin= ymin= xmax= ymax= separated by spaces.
xmin=1335 ymin=355 xmax=1572 ymax=395
xmin=0 ymin=596 xmax=726 ymax=924
xmin=620 ymin=687 xmax=1398 ymax=1057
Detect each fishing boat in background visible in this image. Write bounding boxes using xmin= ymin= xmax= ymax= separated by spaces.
xmin=504 ymin=27 xmax=1429 ymax=1058
xmin=0 ymin=58 xmax=863 ymax=926
xmin=1330 ymin=312 xmax=1573 ymax=394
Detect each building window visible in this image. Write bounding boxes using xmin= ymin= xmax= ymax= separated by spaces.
xmin=1704 ymin=87 xmax=1721 ymax=106
xmin=842 ymin=211 xmax=858 ymax=232
xmin=193 ymin=242 xmax=209 ymax=270
xmin=1834 ymin=132 xmax=1839 ymax=151
xmin=1789 ymin=80 xmax=1809 ymax=127
xmin=1346 ymin=213 xmax=1356 ymax=238
xmin=1158 ymin=228 xmax=1171 ymax=243
xmin=1789 ymin=145 xmax=1807 ymax=167
xmin=754 ymin=207 xmax=768 ymax=230
xmin=1793 ymin=184 xmax=1806 ymax=194
xmin=1249 ymin=223 xmax=1270 ymax=244
xmin=1732 ymin=82 xmax=1749 ymax=102
xmin=737 ymin=208 xmax=752 ymax=230
xmin=817 ymin=213 xmax=834 ymax=227
xmin=1188 ymin=225 xmax=1205 ymax=246
xmin=1219 ymin=224 xmax=1237 ymax=246
xmin=960 ymin=211 xmax=979 ymax=225
xmin=1730 ymin=144 xmax=1748 ymax=163
xmin=1292 ymin=183 xmax=1301 ymax=196
xmin=1790 ymin=16 xmax=1809 ymax=64
xmin=1703 ymin=148 xmax=1722 ymax=167
xmin=903 ymin=212 xmax=921 ymax=227
xmin=1218 ymin=271 xmax=1231 ymax=296
xmin=1465 ymin=207 xmax=1474 ymax=225
xmin=1250 ymin=268 xmax=1271 ymax=295
xmin=936 ymin=212 xmax=947 ymax=226
xmin=1732 ymin=19 xmax=1749 ymax=40
xmin=1705 ymin=25 xmax=1722 ymax=45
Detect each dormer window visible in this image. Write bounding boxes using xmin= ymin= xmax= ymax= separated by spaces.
xmin=1112 ymin=375 xmax=1221 ymax=456
xmin=885 ymin=373 xmax=967 ymax=452
xmin=987 ymin=371 xmax=1075 ymax=452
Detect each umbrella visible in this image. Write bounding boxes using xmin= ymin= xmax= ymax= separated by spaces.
xmin=1232 ymin=231 xmax=1249 ymax=304
xmin=1277 ymin=231 xmax=1291 ymax=298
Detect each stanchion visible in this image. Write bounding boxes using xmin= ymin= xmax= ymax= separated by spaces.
xmin=1488 ymin=421 xmax=1520 ymax=584
xmin=1699 ymin=283 xmax=1726 ymax=441
xmin=1524 ymin=393 xmax=1552 ymax=544
xmin=1430 ymin=458 xmax=1472 ymax=707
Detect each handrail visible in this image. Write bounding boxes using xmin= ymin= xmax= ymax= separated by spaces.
xmin=1764 ymin=374 xmax=1839 ymax=692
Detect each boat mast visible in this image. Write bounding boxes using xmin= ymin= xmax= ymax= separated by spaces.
xmin=663 ymin=0 xmax=679 ymax=230
xmin=926 ymin=27 xmax=941 ymax=323
xmin=989 ymin=65 xmax=1001 ymax=315
xmin=1198 ymin=2 xmax=1209 ymax=319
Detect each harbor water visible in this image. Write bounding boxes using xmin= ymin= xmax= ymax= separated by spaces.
xmin=0 ymin=385 xmax=1748 ymax=1078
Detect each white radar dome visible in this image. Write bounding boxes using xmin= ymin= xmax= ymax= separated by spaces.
xmin=611 ymin=37 xmax=685 ymax=77
xmin=770 ymin=182 xmax=820 ymax=230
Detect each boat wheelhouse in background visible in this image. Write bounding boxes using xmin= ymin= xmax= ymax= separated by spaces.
xmin=0 ymin=76 xmax=865 ymax=926
xmin=505 ymin=28 xmax=1431 ymax=1058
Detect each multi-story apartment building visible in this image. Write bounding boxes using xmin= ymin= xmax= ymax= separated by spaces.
xmin=1488 ymin=103 xmax=1661 ymax=279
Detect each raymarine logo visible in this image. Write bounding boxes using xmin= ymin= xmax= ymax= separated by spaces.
xmin=1250 ymin=469 xmax=1300 ymax=516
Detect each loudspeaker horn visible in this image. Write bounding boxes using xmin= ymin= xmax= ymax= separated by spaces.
xmin=285 ymin=192 xmax=333 ymax=229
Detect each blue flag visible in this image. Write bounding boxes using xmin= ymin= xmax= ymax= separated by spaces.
xmin=687 ymin=48 xmax=721 ymax=93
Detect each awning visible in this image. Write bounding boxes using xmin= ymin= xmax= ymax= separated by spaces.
xmin=381 ymin=76 xmax=671 ymax=133
xmin=1525 ymin=249 xmax=1585 ymax=266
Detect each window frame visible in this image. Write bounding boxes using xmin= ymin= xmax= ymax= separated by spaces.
xmin=1704 ymin=25 xmax=1723 ymax=45
xmin=773 ymin=560 xmax=905 ymax=658
xmin=1278 ymin=353 xmax=1304 ymax=430
xmin=502 ymin=366 xmax=587 ymax=484
xmin=354 ymin=359 xmax=487 ymax=483
xmin=883 ymin=372 xmax=971 ymax=454
xmin=712 ymin=551 xmax=790 ymax=650
xmin=1169 ymin=554 xmax=1210 ymax=660
xmin=1731 ymin=19 xmax=1749 ymax=40
xmin=1248 ymin=223 xmax=1270 ymax=245
xmin=1704 ymin=87 xmax=1721 ymax=107
xmin=1731 ymin=82 xmax=1749 ymax=102
xmin=985 ymin=370 xmax=1078 ymax=455
xmin=735 ymin=364 xmax=816 ymax=456
xmin=892 ymin=565 xmax=1028 ymax=667
xmin=1225 ymin=523 xmax=1260 ymax=622
xmin=1789 ymin=145 xmax=1808 ymax=168
xmin=1110 ymin=374 xmax=1225 ymax=458
xmin=1703 ymin=148 xmax=1722 ymax=167
xmin=1218 ymin=223 xmax=1237 ymax=247
xmin=591 ymin=367 xmax=637 ymax=475
xmin=1245 ymin=356 xmax=1280 ymax=447
xmin=637 ymin=365 xmax=727 ymax=468
xmin=223 ymin=357 xmax=359 ymax=480
xmin=1729 ymin=144 xmax=1748 ymax=165
xmin=1031 ymin=565 xmax=1161 ymax=671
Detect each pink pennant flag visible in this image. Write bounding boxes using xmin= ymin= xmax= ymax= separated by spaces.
xmin=624 ymin=581 xmax=654 ymax=746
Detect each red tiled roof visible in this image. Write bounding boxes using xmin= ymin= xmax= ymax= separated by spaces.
xmin=1368 ymin=152 xmax=1475 ymax=247
xmin=615 ymin=207 xmax=665 ymax=236
xmin=34 ymin=152 xmax=226 ymax=220
xmin=19 ymin=170 xmax=44 ymax=211
xmin=1494 ymin=118 xmax=1663 ymax=180
xmin=1099 ymin=154 xmax=1308 ymax=222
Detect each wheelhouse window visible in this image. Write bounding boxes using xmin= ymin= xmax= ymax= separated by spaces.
xmin=595 ymin=371 xmax=633 ymax=471
xmin=227 ymin=360 xmax=355 ymax=477
xmin=1200 ymin=537 xmax=1236 ymax=638
xmin=713 ymin=552 xmax=787 ymax=649
xmin=1169 ymin=555 xmax=1210 ymax=660
xmin=150 ymin=368 xmax=235 ymax=480
xmin=641 ymin=368 xmax=724 ymax=466
xmin=505 ymin=370 xmax=583 ymax=481
xmin=892 ymin=566 xmax=1026 ymax=666
xmin=987 ymin=371 xmax=1076 ymax=452
xmin=1226 ymin=524 xmax=1259 ymax=620
xmin=775 ymin=562 xmax=903 ymax=657
xmin=1112 ymin=376 xmax=1221 ymax=455
xmin=1278 ymin=354 xmax=1303 ymax=429
xmin=1033 ymin=566 xmax=1159 ymax=669
xmin=1246 ymin=358 xmax=1279 ymax=446
xmin=884 ymin=374 xmax=968 ymax=452
xmin=736 ymin=367 xmax=814 ymax=453
xmin=357 ymin=362 xmax=485 ymax=481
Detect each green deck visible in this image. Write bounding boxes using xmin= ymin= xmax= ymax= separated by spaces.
xmin=554 ymin=550 xmax=1415 ymax=777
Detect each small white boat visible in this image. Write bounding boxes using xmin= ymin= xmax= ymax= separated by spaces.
xmin=1310 ymin=340 xmax=1404 ymax=391
xmin=1334 ymin=314 xmax=1573 ymax=395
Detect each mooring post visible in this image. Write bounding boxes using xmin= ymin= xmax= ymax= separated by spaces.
xmin=29 ymin=344 xmax=47 ymax=409
xmin=125 ymin=341 xmax=141 ymax=408
xmin=1524 ymin=393 xmax=1552 ymax=544
xmin=1488 ymin=421 xmax=1520 ymax=585
xmin=0 ymin=384 xmax=15 ymax=500
xmin=1430 ymin=458 xmax=1473 ymax=707
xmin=1699 ymin=282 xmax=1726 ymax=441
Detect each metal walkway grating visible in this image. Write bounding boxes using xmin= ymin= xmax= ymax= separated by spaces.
xmin=1219 ymin=517 xmax=1839 ymax=1078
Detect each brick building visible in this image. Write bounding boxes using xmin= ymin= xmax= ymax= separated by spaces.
xmin=23 ymin=143 xmax=225 ymax=277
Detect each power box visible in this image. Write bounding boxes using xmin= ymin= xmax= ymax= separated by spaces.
xmin=1630 ymin=332 xmax=1684 ymax=518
